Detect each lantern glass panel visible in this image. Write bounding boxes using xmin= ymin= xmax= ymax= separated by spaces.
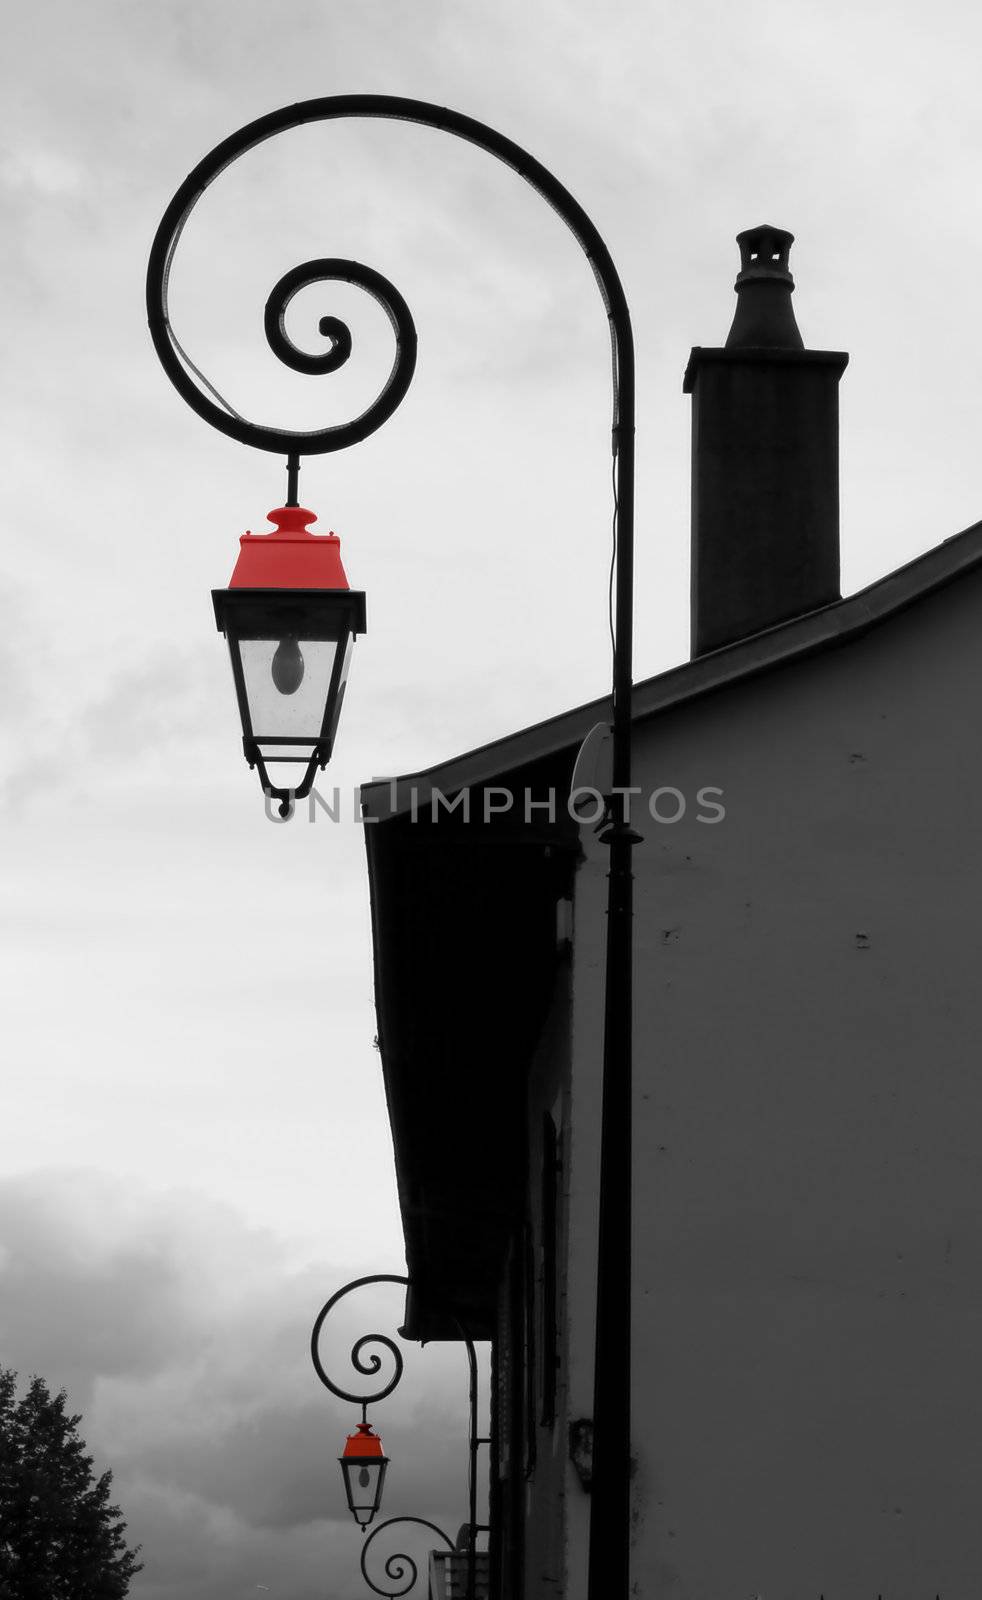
xmin=239 ymin=636 xmax=341 ymax=741
xmin=326 ymin=633 xmax=355 ymax=747
xmin=214 ymin=586 xmax=364 ymax=789
xmin=341 ymin=1456 xmax=387 ymax=1527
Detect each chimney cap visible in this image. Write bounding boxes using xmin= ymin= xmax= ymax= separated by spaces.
xmin=734 ymin=224 xmax=795 ymax=288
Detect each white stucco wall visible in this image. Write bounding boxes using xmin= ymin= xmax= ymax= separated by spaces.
xmin=563 ymin=565 xmax=982 ymax=1599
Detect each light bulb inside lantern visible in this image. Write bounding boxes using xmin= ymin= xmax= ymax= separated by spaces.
xmin=358 ymin=1467 xmax=370 ymax=1488
xmin=271 ymin=638 xmax=304 ymax=695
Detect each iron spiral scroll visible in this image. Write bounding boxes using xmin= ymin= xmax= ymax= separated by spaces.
xmin=146 ymin=93 xmax=634 ymax=466
xmin=309 ymin=1273 xmax=408 ymax=1406
xmin=360 ymin=1516 xmax=455 ymax=1598
xmin=146 ymin=108 xmax=426 ymax=457
xmin=147 ymin=223 xmax=416 ymax=457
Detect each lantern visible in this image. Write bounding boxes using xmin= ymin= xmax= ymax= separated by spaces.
xmin=212 ymin=505 xmax=366 ymax=810
xmin=339 ymin=1419 xmax=388 ymax=1530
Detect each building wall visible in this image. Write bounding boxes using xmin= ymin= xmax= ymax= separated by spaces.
xmin=561 ymin=567 xmax=982 ymax=1598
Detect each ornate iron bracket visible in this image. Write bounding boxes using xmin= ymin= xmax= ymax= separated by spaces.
xmin=310 ymin=1272 xmax=409 ymax=1410
xmin=145 ymin=98 xmax=633 ymax=545
xmin=360 ymin=1516 xmax=455 ymax=1598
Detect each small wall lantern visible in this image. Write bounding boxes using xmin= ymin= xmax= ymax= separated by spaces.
xmin=339 ymin=1419 xmax=389 ymax=1531
xmin=212 ymin=505 xmax=366 ymax=812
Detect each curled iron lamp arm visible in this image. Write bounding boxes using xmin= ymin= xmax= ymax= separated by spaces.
xmin=310 ymin=1273 xmax=409 ymax=1406
xmin=360 ymin=1516 xmax=455 ymax=1599
xmin=149 ymin=96 xmax=637 ymax=1600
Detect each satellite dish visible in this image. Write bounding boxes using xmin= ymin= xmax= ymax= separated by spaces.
xmin=570 ymin=722 xmax=612 ymax=818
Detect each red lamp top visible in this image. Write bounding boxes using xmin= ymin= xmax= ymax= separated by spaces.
xmin=341 ymin=1421 xmax=385 ymax=1459
xmin=229 ymin=506 xmax=351 ymax=591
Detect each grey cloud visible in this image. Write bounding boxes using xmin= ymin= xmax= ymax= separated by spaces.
xmin=0 ymin=638 xmax=222 ymax=814
xmin=74 ymin=645 xmax=219 ymax=759
xmin=0 ymin=582 xmax=40 ymax=727
xmin=0 ymin=1173 xmax=481 ymax=1596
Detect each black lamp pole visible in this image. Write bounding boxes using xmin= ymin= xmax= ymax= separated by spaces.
xmin=147 ymin=95 xmax=637 ymax=1600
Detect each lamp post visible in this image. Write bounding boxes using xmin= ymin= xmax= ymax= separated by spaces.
xmin=147 ymin=96 xmax=638 ymax=1600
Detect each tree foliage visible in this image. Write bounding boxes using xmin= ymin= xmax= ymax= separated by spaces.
xmin=0 ymin=1367 xmax=142 ymax=1598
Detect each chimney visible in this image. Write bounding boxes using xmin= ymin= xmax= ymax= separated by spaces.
xmin=684 ymin=225 xmax=848 ymax=657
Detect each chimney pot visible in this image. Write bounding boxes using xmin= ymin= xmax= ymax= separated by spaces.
xmin=726 ymin=223 xmax=803 ymax=350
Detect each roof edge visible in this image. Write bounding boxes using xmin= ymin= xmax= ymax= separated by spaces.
xmin=362 ymin=516 xmax=982 ymax=820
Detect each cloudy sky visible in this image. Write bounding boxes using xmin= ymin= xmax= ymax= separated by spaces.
xmin=3 ymin=0 xmax=981 ymax=1594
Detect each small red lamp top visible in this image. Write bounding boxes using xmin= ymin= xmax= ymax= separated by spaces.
xmin=341 ymin=1421 xmax=385 ymax=1459
xmin=229 ymin=506 xmax=352 ymax=591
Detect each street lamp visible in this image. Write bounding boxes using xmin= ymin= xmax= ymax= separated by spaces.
xmin=147 ymin=95 xmax=637 ymax=1600
xmin=212 ymin=503 xmax=365 ymax=813
xmin=339 ymin=1417 xmax=389 ymax=1531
